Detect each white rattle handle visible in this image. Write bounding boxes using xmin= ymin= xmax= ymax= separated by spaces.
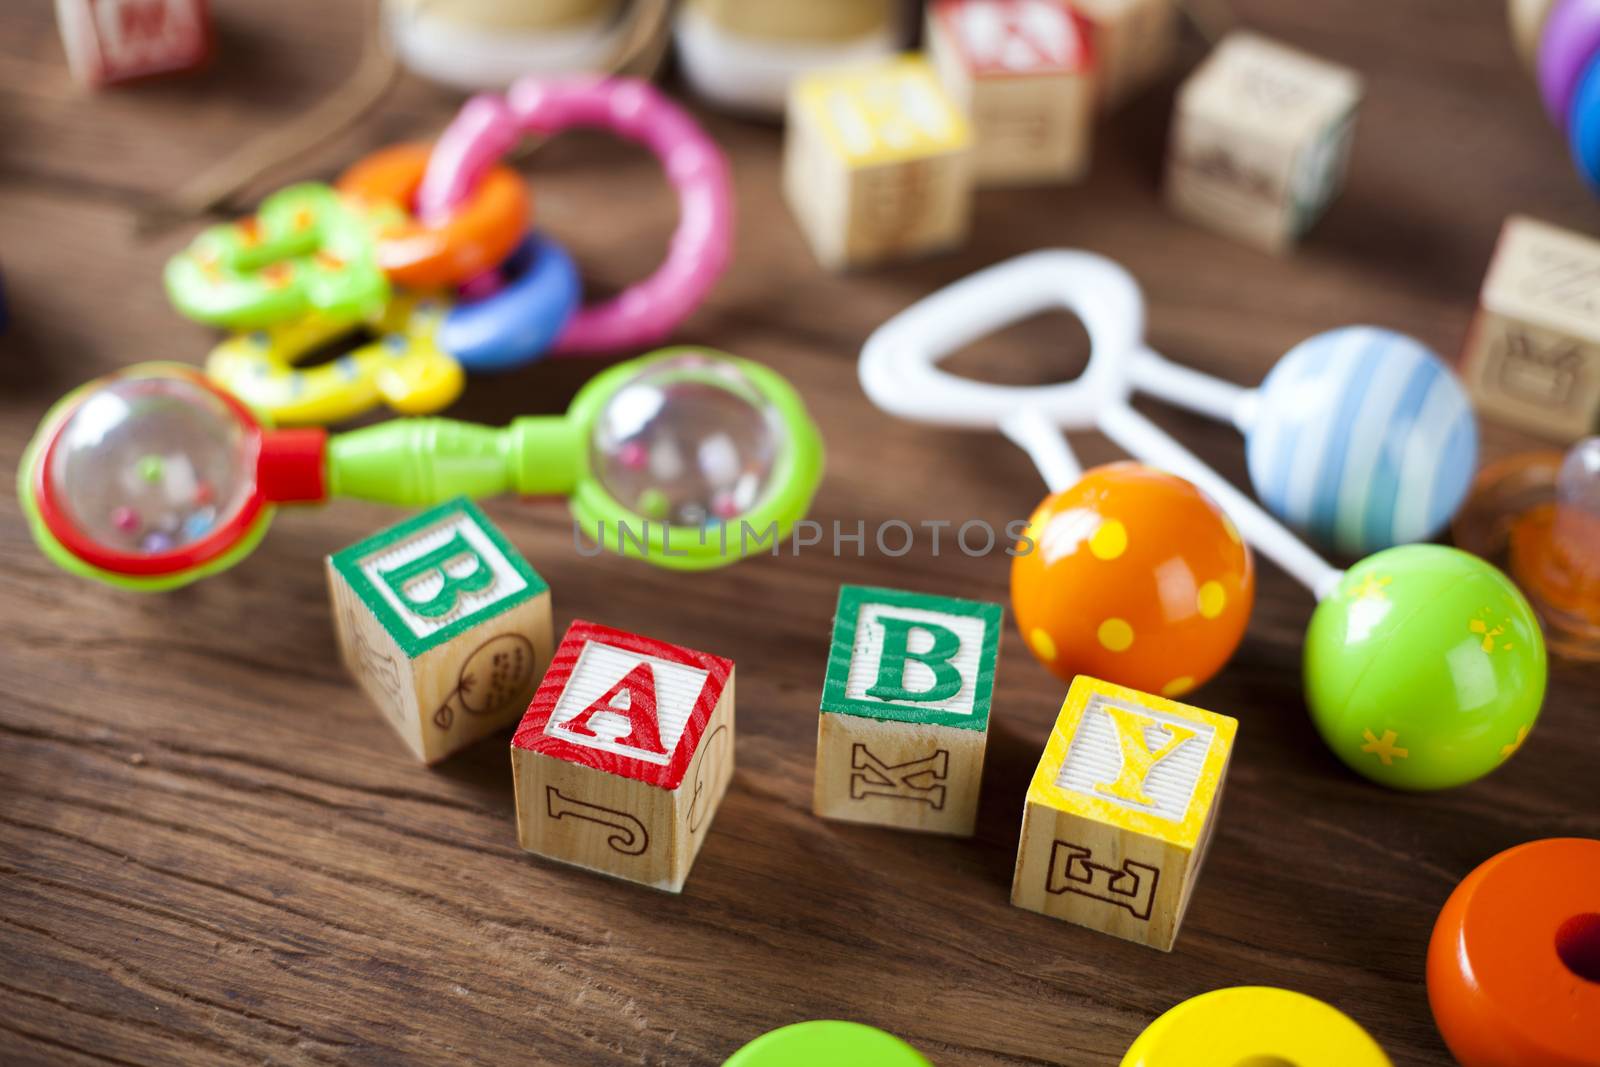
xmin=1100 ymin=404 xmax=1345 ymax=600
xmin=1000 ymin=408 xmax=1083 ymax=492
xmin=1130 ymin=346 xmax=1259 ymax=432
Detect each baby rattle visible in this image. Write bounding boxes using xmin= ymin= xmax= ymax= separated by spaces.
xmin=1122 ymin=322 xmax=1476 ymax=559
xmin=861 ymin=250 xmax=1546 ymax=791
xmin=19 ymin=348 xmax=822 ymax=591
xmin=164 ymin=77 xmax=733 ymax=425
xmin=1453 ymin=436 xmax=1600 ymax=660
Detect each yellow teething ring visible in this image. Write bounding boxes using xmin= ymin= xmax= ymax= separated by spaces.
xmin=1121 ymin=987 xmax=1392 ymax=1067
xmin=205 ymin=293 xmax=466 ymax=425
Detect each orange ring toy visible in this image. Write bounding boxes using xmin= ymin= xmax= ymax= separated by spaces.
xmin=1427 ymin=837 xmax=1600 ymax=1067
xmin=337 ymin=143 xmax=528 ymax=288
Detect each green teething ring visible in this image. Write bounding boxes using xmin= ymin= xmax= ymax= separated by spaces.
xmin=165 ymin=183 xmax=398 ymax=329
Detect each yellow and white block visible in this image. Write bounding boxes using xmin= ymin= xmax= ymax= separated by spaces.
xmin=784 ymin=55 xmax=974 ymax=269
xmin=1011 ymin=675 xmax=1237 ymax=950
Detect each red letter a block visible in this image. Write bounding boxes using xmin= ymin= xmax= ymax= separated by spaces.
xmin=511 ymin=620 xmax=735 ymax=892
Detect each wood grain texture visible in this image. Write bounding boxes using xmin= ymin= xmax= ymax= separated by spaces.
xmin=1 ymin=1 xmax=1598 ymax=1064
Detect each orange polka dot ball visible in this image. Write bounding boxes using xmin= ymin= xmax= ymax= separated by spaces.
xmin=1010 ymin=463 xmax=1255 ymax=697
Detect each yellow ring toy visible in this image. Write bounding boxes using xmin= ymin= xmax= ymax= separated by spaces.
xmin=1120 ymin=987 xmax=1392 ymax=1067
xmin=205 ymin=292 xmax=465 ymax=425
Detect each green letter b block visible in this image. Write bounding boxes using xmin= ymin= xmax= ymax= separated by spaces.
xmin=866 ymin=618 xmax=963 ymax=703
xmin=380 ymin=532 xmax=494 ymax=619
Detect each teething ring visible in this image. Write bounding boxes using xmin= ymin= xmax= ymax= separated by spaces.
xmin=338 ymin=143 xmax=529 ymax=288
xmin=165 ymin=183 xmax=398 ymax=329
xmin=206 ymin=293 xmax=467 ymax=425
xmin=415 ymin=76 xmax=734 ymax=354
xmin=441 ymin=233 xmax=582 ymax=372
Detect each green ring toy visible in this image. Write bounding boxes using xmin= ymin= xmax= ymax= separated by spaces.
xmin=20 ymin=348 xmax=824 ymax=591
xmin=164 ymin=183 xmax=398 ymax=329
xmin=723 ymin=1021 xmax=932 ymax=1067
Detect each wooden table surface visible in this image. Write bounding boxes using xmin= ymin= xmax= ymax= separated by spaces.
xmin=2 ymin=2 xmax=1597 ymax=1065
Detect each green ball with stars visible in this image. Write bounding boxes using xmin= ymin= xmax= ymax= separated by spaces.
xmin=1304 ymin=544 xmax=1546 ymax=790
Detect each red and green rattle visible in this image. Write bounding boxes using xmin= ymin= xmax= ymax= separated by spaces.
xmin=19 ymin=348 xmax=824 ymax=590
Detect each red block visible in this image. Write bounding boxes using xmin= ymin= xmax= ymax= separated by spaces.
xmin=56 ymin=0 xmax=211 ymax=88
xmin=510 ymin=620 xmax=737 ymax=892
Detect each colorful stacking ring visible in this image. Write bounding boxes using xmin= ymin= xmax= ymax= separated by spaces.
xmin=338 ymin=142 xmax=529 ymax=288
xmin=1120 ymin=987 xmax=1392 ymax=1067
xmin=416 ymin=76 xmax=734 ymax=355
xmin=1427 ymin=838 xmax=1600 ymax=1067
xmin=440 ymin=233 xmax=581 ymax=371
xmin=1569 ymin=52 xmax=1600 ymax=188
xmin=1539 ymin=0 xmax=1600 ymax=122
xmin=723 ymin=1021 xmax=932 ymax=1067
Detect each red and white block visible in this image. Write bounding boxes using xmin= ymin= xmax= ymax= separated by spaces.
xmin=510 ymin=620 xmax=736 ymax=892
xmin=55 ymin=0 xmax=211 ymax=89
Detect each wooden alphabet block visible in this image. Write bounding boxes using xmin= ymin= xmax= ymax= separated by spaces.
xmin=926 ymin=0 xmax=1095 ymax=186
xmin=511 ymin=620 xmax=735 ymax=893
xmin=55 ymin=0 xmax=210 ymax=88
xmin=1070 ymin=0 xmax=1176 ymax=111
xmin=1460 ymin=216 xmax=1600 ymax=441
xmin=327 ymin=498 xmax=554 ymax=764
xmin=813 ymin=585 xmax=1003 ymax=836
xmin=1165 ymin=32 xmax=1362 ymax=253
xmin=784 ymin=55 xmax=974 ymax=270
xmin=1011 ymin=675 xmax=1236 ymax=950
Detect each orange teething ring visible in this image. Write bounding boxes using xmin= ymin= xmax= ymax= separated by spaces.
xmin=337 ymin=143 xmax=528 ymax=288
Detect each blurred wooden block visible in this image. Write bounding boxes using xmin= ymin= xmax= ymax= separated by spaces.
xmin=784 ymin=55 xmax=973 ymax=270
xmin=511 ymin=620 xmax=735 ymax=893
xmin=1011 ymin=675 xmax=1236 ymax=950
xmin=1460 ymin=215 xmax=1600 ymax=441
xmin=1509 ymin=0 xmax=1558 ymax=73
xmin=1071 ymin=0 xmax=1176 ymax=111
xmin=55 ymin=0 xmax=210 ymax=88
xmin=327 ymin=498 xmax=553 ymax=765
xmin=676 ymin=0 xmax=902 ymax=115
xmin=926 ymin=0 xmax=1095 ymax=186
xmin=1165 ymin=32 xmax=1362 ymax=253
xmin=813 ymin=585 xmax=1002 ymax=836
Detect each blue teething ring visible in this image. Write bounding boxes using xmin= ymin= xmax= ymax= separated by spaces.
xmin=441 ymin=233 xmax=582 ymax=372
xmin=1568 ymin=50 xmax=1600 ymax=191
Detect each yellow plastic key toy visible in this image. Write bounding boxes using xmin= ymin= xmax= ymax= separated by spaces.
xmin=205 ymin=292 xmax=465 ymax=425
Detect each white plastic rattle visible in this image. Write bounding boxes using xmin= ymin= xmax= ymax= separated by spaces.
xmin=859 ymin=249 xmax=1545 ymax=793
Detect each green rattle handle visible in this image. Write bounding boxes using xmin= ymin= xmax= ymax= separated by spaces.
xmin=325 ymin=417 xmax=584 ymax=505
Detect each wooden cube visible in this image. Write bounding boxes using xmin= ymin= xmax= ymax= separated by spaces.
xmin=784 ymin=55 xmax=973 ymax=270
xmin=1165 ymin=32 xmax=1362 ymax=253
xmin=813 ymin=585 xmax=1003 ymax=836
xmin=327 ymin=498 xmax=554 ymax=764
xmin=926 ymin=0 xmax=1095 ymax=186
xmin=55 ymin=0 xmax=210 ymax=89
xmin=1460 ymin=216 xmax=1600 ymax=441
xmin=511 ymin=620 xmax=735 ymax=893
xmin=1071 ymin=0 xmax=1176 ymax=111
xmin=1011 ymin=675 xmax=1236 ymax=950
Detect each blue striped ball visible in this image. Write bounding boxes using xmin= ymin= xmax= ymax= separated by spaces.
xmin=1244 ymin=326 xmax=1478 ymax=557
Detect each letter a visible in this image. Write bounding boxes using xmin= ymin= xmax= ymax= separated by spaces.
xmin=867 ymin=618 xmax=963 ymax=703
xmin=562 ymin=663 xmax=668 ymax=755
xmin=1094 ymin=706 xmax=1198 ymax=806
xmin=380 ymin=532 xmax=494 ymax=619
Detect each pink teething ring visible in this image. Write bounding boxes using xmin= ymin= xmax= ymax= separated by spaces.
xmin=417 ymin=77 xmax=734 ymax=355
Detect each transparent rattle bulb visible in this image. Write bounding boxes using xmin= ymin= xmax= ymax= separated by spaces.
xmin=590 ymin=354 xmax=783 ymax=527
xmin=1553 ymin=436 xmax=1600 ymax=589
xmin=46 ymin=375 xmax=255 ymax=557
